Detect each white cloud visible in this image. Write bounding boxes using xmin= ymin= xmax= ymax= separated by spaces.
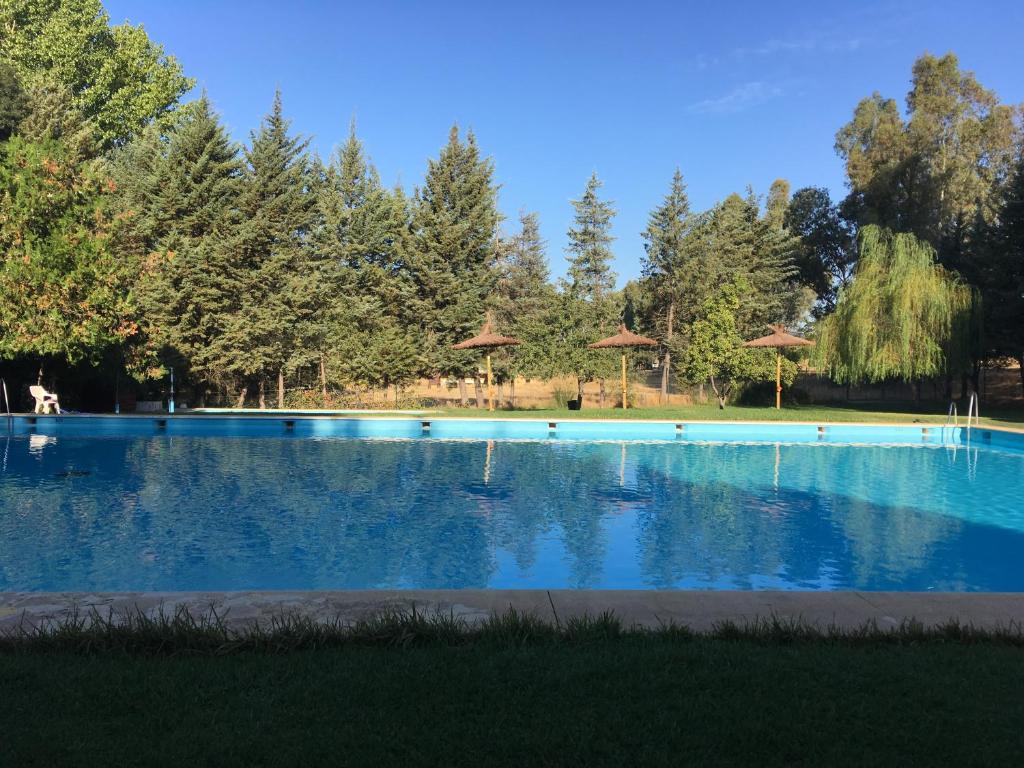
xmin=688 ymin=81 xmax=783 ymax=115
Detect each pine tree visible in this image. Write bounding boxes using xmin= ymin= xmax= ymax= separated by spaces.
xmin=494 ymin=211 xmax=551 ymax=321
xmin=565 ymin=173 xmax=617 ymax=301
xmin=114 ymin=95 xmax=244 ymax=395
xmin=409 ymin=126 xmax=499 ymax=389
xmin=980 ymin=153 xmax=1024 ymax=393
xmin=557 ymin=174 xmax=621 ymax=405
xmin=492 ymin=211 xmax=554 ymax=392
xmin=225 ymin=91 xmax=314 ymax=407
xmin=640 ymin=169 xmax=691 ymax=398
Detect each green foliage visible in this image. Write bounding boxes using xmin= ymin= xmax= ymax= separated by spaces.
xmin=0 ymin=135 xmax=135 ymax=363
xmin=976 ymin=152 xmax=1024 ymax=377
xmin=640 ymin=169 xmax=691 ymax=353
xmin=0 ymin=58 xmax=27 ymax=141
xmin=836 ymin=53 xmax=1021 ymax=268
xmin=0 ymin=0 xmax=193 ymax=148
xmin=223 ymin=92 xmax=314 ymax=402
xmin=492 ymin=211 xmax=554 ymax=381
xmin=565 ymin=172 xmax=617 ymax=301
xmin=113 ymin=95 xmax=244 ymax=385
xmin=409 ymin=125 xmax=499 ymax=376
xmin=814 ymin=226 xmax=979 ymax=384
xmin=678 ymin=278 xmax=794 ymax=407
xmin=785 ymin=186 xmax=856 ymax=315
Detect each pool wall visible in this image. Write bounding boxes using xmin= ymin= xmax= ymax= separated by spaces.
xmin=7 ymin=414 xmax=1023 ymax=449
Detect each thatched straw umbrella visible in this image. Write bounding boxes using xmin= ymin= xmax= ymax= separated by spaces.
xmin=588 ymin=325 xmax=657 ymax=410
xmin=453 ymin=319 xmax=520 ymax=411
xmin=742 ymin=324 xmax=814 ymax=410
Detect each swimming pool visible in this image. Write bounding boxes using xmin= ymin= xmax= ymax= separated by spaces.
xmin=2 ymin=416 xmax=1022 ymax=592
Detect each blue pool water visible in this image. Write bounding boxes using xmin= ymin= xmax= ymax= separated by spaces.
xmin=1 ymin=417 xmax=1023 ymax=591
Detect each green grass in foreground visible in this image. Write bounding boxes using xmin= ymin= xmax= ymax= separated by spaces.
xmin=3 ymin=609 xmax=1024 ymax=767
xmin=429 ymin=400 xmax=1024 ymax=428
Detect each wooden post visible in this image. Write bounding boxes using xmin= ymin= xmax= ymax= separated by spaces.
xmin=485 ymin=356 xmax=493 ymax=415
xmin=621 ymin=353 xmax=628 ymax=410
xmin=775 ymin=350 xmax=782 ymax=410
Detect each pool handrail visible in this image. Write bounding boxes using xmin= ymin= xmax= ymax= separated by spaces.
xmin=1 ymin=378 xmax=11 ymax=433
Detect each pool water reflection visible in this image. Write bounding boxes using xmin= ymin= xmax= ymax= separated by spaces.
xmin=1 ymin=434 xmax=1022 ymax=591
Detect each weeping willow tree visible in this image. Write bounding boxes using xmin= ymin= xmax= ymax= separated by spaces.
xmin=815 ymin=226 xmax=980 ymax=386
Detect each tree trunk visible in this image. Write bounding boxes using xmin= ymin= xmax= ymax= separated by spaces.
xmin=1018 ymin=356 xmax=1024 ymax=398
xmin=394 ymin=385 xmax=400 ymax=407
xmin=473 ymin=376 xmax=484 ymax=409
xmin=258 ymin=379 xmax=266 ymax=410
xmin=319 ymin=353 xmax=328 ymax=401
xmin=277 ymin=369 xmax=285 ymax=409
xmin=660 ymin=301 xmax=674 ymax=403
xmin=599 ymin=379 xmax=607 ymax=409
xmin=458 ymin=378 xmax=468 ymax=407
xmin=510 ymin=379 xmax=516 ymax=409
xmin=698 ymin=382 xmax=705 ymax=403
xmin=709 ymin=376 xmax=726 ymax=409
xmin=577 ymin=378 xmax=585 ymax=408
xmin=235 ymin=386 xmax=248 ymax=408
xmin=497 ymin=382 xmax=504 ymax=409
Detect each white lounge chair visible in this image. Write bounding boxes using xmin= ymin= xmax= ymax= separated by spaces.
xmin=29 ymin=385 xmax=61 ymax=414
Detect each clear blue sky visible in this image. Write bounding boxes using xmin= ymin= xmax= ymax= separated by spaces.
xmin=106 ymin=0 xmax=1023 ymax=285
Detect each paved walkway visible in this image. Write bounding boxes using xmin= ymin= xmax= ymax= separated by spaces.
xmin=2 ymin=590 xmax=1023 ymax=632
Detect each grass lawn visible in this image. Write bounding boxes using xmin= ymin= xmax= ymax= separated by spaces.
xmin=428 ymin=401 xmax=1024 ymax=428
xmin=3 ymin=612 xmax=1024 ymax=767
xmin=4 ymin=638 xmax=1024 ymax=767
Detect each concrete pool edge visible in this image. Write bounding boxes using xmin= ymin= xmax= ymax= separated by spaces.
xmin=3 ymin=590 xmax=1023 ymax=632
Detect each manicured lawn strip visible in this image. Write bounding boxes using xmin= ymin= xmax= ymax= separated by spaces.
xmin=3 ymin=640 xmax=1023 ymax=767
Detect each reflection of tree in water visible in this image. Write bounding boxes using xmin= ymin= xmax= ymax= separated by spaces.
xmin=482 ymin=441 xmax=618 ymax=588
xmin=633 ymin=442 xmax=1023 ymax=590
xmin=2 ymin=434 xmax=1023 ymax=591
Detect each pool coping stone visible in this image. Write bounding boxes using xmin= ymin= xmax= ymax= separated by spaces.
xmin=2 ymin=590 xmax=1022 ymax=633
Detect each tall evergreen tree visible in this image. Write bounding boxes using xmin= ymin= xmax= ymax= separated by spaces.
xmin=225 ymin=92 xmax=314 ymax=407
xmin=565 ymin=172 xmax=617 ymax=301
xmin=409 ymin=126 xmax=499 ymax=397
xmin=312 ymin=124 xmax=417 ymax=400
xmin=492 ymin=211 xmax=554 ymax=391
xmin=114 ymin=95 xmax=244 ymax=395
xmin=558 ymin=173 xmax=621 ymax=405
xmin=640 ymin=169 xmax=691 ymax=398
xmin=980 ymin=153 xmax=1024 ymax=392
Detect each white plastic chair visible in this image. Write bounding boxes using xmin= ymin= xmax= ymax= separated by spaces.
xmin=29 ymin=385 xmax=61 ymax=414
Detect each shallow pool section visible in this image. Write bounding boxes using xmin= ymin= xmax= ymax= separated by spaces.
xmin=1 ymin=417 xmax=1023 ymax=591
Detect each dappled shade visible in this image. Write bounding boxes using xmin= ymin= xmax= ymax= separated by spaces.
xmin=588 ymin=325 xmax=657 ymax=349
xmin=742 ymin=324 xmax=814 ymax=349
xmin=452 ymin=320 xmax=520 ymax=350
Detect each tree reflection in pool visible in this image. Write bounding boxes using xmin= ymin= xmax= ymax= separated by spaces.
xmin=1 ymin=435 xmax=1022 ymax=591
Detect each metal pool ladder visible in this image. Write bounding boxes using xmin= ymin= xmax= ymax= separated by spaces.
xmin=965 ymin=392 xmax=979 ymax=440
xmin=1 ymin=378 xmax=11 ymax=434
xmin=943 ymin=400 xmax=958 ymax=445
